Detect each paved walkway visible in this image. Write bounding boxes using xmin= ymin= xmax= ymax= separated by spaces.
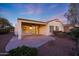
xmin=0 ymin=33 xmax=13 ymax=53
xmin=38 ymin=36 xmax=75 ymax=56
xmin=6 ymin=36 xmax=55 ymax=52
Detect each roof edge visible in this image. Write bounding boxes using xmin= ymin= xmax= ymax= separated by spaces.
xmin=17 ymin=18 xmax=64 ymax=25
xmin=17 ymin=18 xmax=46 ymax=23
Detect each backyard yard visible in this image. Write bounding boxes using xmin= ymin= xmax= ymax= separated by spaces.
xmin=0 ymin=3 xmax=78 ymax=56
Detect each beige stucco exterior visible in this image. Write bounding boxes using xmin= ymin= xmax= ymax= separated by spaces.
xmin=15 ymin=18 xmax=64 ymax=40
xmin=39 ymin=19 xmax=64 ymax=35
xmin=48 ymin=20 xmax=64 ymax=34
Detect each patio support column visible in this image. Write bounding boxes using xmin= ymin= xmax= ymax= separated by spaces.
xmin=18 ymin=20 xmax=22 ymax=40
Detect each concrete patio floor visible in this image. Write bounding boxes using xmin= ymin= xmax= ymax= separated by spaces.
xmin=5 ymin=35 xmax=55 ymax=52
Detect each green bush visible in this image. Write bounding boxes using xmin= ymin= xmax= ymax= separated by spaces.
xmin=6 ymin=46 xmax=37 ymax=56
xmin=53 ymin=31 xmax=66 ymax=37
xmin=67 ymin=27 xmax=79 ymax=41
xmin=67 ymin=27 xmax=79 ymax=55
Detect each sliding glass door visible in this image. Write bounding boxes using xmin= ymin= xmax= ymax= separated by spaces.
xmin=22 ymin=25 xmax=39 ymax=35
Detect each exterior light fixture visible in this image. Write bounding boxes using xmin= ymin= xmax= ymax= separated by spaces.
xmin=29 ymin=27 xmax=32 ymax=29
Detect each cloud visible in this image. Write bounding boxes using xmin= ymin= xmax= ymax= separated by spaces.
xmin=19 ymin=4 xmax=42 ymax=15
xmin=46 ymin=11 xmax=67 ymax=24
xmin=27 ymin=8 xmax=41 ymax=15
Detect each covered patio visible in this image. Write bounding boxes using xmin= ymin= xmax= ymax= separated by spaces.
xmin=22 ymin=22 xmax=46 ymax=36
xmin=15 ymin=18 xmax=47 ymax=40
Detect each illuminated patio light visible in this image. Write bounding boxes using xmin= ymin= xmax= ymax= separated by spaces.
xmin=29 ymin=27 xmax=32 ymax=29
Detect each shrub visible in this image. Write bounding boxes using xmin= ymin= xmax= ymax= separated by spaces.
xmin=67 ymin=27 xmax=79 ymax=41
xmin=66 ymin=27 xmax=79 ymax=55
xmin=6 ymin=46 xmax=37 ymax=56
xmin=53 ymin=31 xmax=66 ymax=37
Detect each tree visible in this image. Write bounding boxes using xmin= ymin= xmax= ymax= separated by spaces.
xmin=65 ymin=3 xmax=79 ymax=55
xmin=0 ymin=17 xmax=14 ymax=34
xmin=0 ymin=17 xmax=13 ymax=28
xmin=64 ymin=4 xmax=79 ymax=26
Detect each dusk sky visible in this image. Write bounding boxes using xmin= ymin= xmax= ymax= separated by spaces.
xmin=0 ymin=3 xmax=69 ymax=26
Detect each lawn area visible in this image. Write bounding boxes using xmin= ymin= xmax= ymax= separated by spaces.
xmin=0 ymin=32 xmax=14 ymax=53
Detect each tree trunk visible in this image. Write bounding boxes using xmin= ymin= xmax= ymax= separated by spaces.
xmin=74 ymin=39 xmax=79 ymax=56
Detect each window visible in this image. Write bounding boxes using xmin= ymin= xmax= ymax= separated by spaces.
xmin=55 ymin=26 xmax=59 ymax=31
xmin=50 ymin=26 xmax=54 ymax=33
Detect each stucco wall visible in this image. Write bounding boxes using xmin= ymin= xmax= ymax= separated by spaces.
xmin=15 ymin=21 xmax=18 ymax=36
xmin=39 ymin=25 xmax=48 ymax=35
xmin=15 ymin=20 xmax=22 ymax=39
xmin=46 ymin=20 xmax=64 ymax=35
xmin=15 ymin=19 xmax=64 ymax=39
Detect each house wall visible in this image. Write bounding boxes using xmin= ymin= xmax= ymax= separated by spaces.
xmin=15 ymin=19 xmax=64 ymax=39
xmin=15 ymin=20 xmax=22 ymax=39
xmin=46 ymin=20 xmax=64 ymax=35
xmin=39 ymin=25 xmax=48 ymax=35
xmin=15 ymin=22 xmax=18 ymax=36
